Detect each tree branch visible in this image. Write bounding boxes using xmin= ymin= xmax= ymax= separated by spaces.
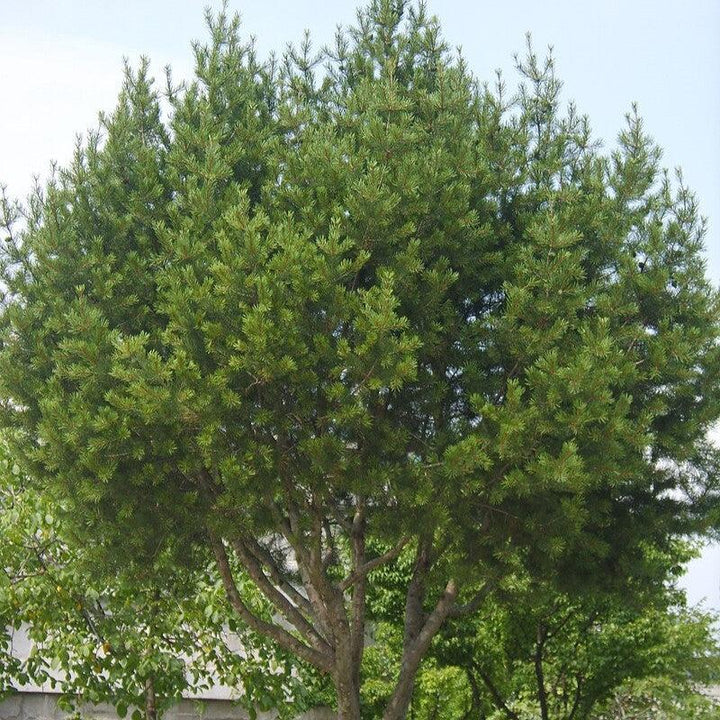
xmin=328 ymin=500 xmax=353 ymax=534
xmin=240 ymin=534 xmax=314 ymax=617
xmin=473 ymin=664 xmax=521 ymax=720
xmin=447 ymin=579 xmax=497 ymax=618
xmin=273 ymin=502 xmax=335 ymax=642
xmin=462 ymin=668 xmax=484 ymax=720
xmin=349 ymin=499 xmax=367 ymax=677
xmin=340 ymin=535 xmax=410 ymax=591
xmin=383 ymin=578 xmax=459 ymax=720
xmin=229 ymin=537 xmax=331 ymax=653
xmin=403 ymin=537 xmax=432 ymax=650
xmin=535 ymin=623 xmax=550 ymax=720
xmin=210 ymin=532 xmax=333 ymax=673
xmin=567 ymin=673 xmax=585 ymax=720
xmin=322 ymin=517 xmax=338 ymax=570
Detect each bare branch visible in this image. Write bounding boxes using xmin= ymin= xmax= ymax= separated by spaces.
xmin=210 ymin=532 xmax=333 ymax=673
xmin=340 ymin=536 xmax=410 ymax=591
xmin=230 ymin=537 xmax=331 ymax=653
xmin=241 ymin=534 xmax=314 ymax=617
xmin=270 ymin=500 xmax=335 ymax=641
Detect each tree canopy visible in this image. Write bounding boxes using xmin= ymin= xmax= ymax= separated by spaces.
xmin=1 ymin=2 xmax=719 ymax=718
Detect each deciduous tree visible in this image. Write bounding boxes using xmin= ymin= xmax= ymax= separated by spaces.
xmin=362 ymin=553 xmax=720 ymax=719
xmin=0 ymin=437 xmax=314 ymax=719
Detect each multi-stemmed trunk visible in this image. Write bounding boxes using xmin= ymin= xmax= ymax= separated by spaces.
xmin=209 ymin=493 xmax=490 ymax=720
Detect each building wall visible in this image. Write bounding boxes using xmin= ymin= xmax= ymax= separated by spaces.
xmin=3 ymin=627 xmax=337 ymax=719
xmin=0 ymin=693 xmax=336 ymax=720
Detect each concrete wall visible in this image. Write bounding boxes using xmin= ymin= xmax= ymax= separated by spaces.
xmin=2 ymin=627 xmax=336 ymax=719
xmin=0 ymin=693 xmax=336 ymax=720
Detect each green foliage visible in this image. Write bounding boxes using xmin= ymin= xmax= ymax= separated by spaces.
xmin=0 ymin=437 xmax=316 ymax=717
xmin=3 ymin=0 xmax=716 ymax=583
xmin=362 ymin=564 xmax=720 ymax=720
xmin=596 ymin=676 xmax=719 ymax=720
xmin=0 ymin=1 xmax=718 ymax=717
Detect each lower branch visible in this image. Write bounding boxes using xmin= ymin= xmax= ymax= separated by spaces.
xmin=474 ymin=665 xmax=520 ymax=720
xmin=463 ymin=669 xmax=484 ymax=720
xmin=229 ymin=537 xmax=330 ymax=652
xmin=210 ymin=532 xmax=333 ymax=673
xmin=567 ymin=673 xmax=585 ymax=720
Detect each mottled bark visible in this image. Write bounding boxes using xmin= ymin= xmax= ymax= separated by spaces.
xmin=334 ymin=648 xmax=363 ymax=720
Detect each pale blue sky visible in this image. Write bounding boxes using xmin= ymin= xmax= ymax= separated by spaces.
xmin=0 ymin=0 xmax=718 ymax=609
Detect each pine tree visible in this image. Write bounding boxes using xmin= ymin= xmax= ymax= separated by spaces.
xmin=1 ymin=3 xmax=718 ymax=718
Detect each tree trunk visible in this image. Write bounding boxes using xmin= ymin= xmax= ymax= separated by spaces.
xmin=144 ymin=677 xmax=157 ymax=720
xmin=382 ymin=579 xmax=459 ymax=720
xmin=334 ymin=651 xmax=362 ymax=720
xmin=382 ymin=664 xmax=417 ymax=720
xmin=535 ymin=624 xmax=549 ymax=720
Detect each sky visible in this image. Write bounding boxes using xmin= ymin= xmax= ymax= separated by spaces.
xmin=0 ymin=0 xmax=718 ymax=610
